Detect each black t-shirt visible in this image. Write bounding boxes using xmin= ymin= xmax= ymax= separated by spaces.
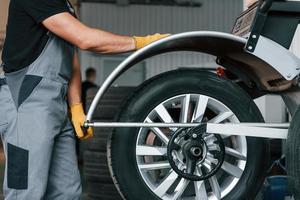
xmin=2 ymin=0 xmax=73 ymax=73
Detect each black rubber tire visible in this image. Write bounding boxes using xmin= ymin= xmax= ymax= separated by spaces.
xmin=108 ymin=69 xmax=270 ymax=200
xmin=84 ymin=171 xmax=113 ymax=183
xmin=87 ymin=128 xmax=112 ymax=152
xmin=87 ymin=194 xmax=122 ymax=200
xmin=86 ymin=87 xmax=135 ymax=120
xmin=87 ymin=182 xmax=121 ymax=196
xmin=83 ymin=87 xmax=134 ymax=200
xmin=287 ymin=107 xmax=300 ymax=199
xmin=87 ymin=138 xmax=108 ymax=152
xmin=84 ymin=151 xmax=108 ymax=163
xmin=86 ymin=182 xmax=122 ymax=200
xmin=84 ymin=151 xmax=112 ymax=183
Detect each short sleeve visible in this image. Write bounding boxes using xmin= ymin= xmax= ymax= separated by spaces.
xmin=21 ymin=0 xmax=70 ymax=23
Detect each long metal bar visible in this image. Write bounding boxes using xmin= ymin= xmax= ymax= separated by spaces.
xmin=88 ymin=122 xmax=289 ymax=128
xmin=89 ymin=122 xmax=200 ymax=128
xmin=206 ymin=124 xmax=288 ymax=139
xmin=87 ymin=122 xmax=289 ymax=139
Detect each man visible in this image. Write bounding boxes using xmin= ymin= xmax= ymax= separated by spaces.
xmin=81 ymin=67 xmax=98 ymax=111
xmin=0 ymin=0 xmax=168 ymax=199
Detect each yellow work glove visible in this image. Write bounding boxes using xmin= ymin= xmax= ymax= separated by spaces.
xmin=70 ymin=103 xmax=94 ymax=140
xmin=133 ymin=33 xmax=170 ymax=50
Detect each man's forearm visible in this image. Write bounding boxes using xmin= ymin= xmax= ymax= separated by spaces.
xmin=43 ymin=13 xmax=135 ymax=54
xmin=68 ymin=51 xmax=82 ymax=106
xmin=83 ymin=29 xmax=136 ymax=54
xmin=43 ymin=13 xmax=168 ymax=54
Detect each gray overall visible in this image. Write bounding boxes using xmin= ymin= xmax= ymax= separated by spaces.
xmin=0 ymin=32 xmax=81 ymax=199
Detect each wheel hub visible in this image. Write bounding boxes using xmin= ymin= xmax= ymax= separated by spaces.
xmin=167 ymin=125 xmax=225 ymax=181
xmin=182 ymin=139 xmax=205 ymax=161
xmin=190 ymin=146 xmax=202 ymax=157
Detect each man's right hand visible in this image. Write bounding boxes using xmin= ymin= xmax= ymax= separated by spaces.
xmin=133 ymin=33 xmax=171 ymax=50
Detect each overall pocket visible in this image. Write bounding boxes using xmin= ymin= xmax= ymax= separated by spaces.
xmin=7 ymin=143 xmax=29 ymax=189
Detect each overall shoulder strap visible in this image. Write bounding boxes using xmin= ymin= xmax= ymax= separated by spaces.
xmin=66 ymin=0 xmax=77 ymax=18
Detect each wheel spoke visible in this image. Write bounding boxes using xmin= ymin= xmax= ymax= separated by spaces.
xmin=172 ymin=178 xmax=190 ymax=200
xmin=194 ymin=181 xmax=208 ymax=200
xmin=221 ymin=161 xmax=243 ymax=178
xmin=209 ymin=111 xmax=234 ymax=123
xmin=209 ymin=175 xmax=221 ymax=200
xmin=221 ymin=134 xmax=232 ymax=139
xmin=203 ymin=160 xmax=212 ymax=172
xmin=225 ymin=147 xmax=247 ymax=161
xmin=155 ymin=104 xmax=177 ymax=132
xmin=204 ymin=134 xmax=217 ymax=145
xmin=207 ymin=144 xmax=221 ymax=152
xmin=139 ymin=161 xmax=171 ymax=170
xmin=192 ymin=95 xmax=209 ymax=122
xmin=195 ymin=169 xmax=208 ymax=200
xmin=179 ymin=94 xmax=191 ymax=123
xmin=136 ymin=145 xmax=167 ymax=156
xmin=154 ymin=170 xmax=178 ymax=198
xmin=155 ymin=104 xmax=174 ymax=123
xmin=206 ymin=154 xmax=219 ymax=165
xmin=146 ymin=118 xmax=169 ymax=144
xmin=186 ymin=158 xmax=196 ymax=175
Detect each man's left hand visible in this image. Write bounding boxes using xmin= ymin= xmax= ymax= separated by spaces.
xmin=70 ymin=103 xmax=94 ymax=140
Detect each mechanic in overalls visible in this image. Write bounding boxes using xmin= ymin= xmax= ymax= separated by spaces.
xmin=0 ymin=0 xmax=168 ymax=199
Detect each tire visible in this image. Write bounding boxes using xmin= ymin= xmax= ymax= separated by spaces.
xmin=86 ymin=186 xmax=122 ymax=200
xmin=108 ymin=69 xmax=269 ymax=200
xmin=87 ymin=128 xmax=112 ymax=152
xmin=84 ymin=151 xmax=121 ymax=199
xmin=87 ymin=194 xmax=122 ymax=200
xmin=86 ymin=87 xmax=135 ymax=120
xmin=83 ymin=87 xmax=133 ymax=200
xmin=83 ymin=87 xmax=134 ymax=200
xmin=287 ymin=107 xmax=300 ymax=199
xmin=88 ymin=138 xmax=108 ymax=152
xmin=84 ymin=151 xmax=112 ymax=183
xmin=87 ymin=182 xmax=122 ymax=196
xmin=84 ymin=151 xmax=108 ymax=164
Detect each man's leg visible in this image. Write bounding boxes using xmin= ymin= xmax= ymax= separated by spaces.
xmin=1 ymin=76 xmax=71 ymax=200
xmin=2 ymin=113 xmax=55 ymax=200
xmin=44 ymin=120 xmax=82 ymax=200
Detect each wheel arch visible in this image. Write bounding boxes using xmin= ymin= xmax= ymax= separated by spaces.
xmin=86 ymin=31 xmax=291 ymax=121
